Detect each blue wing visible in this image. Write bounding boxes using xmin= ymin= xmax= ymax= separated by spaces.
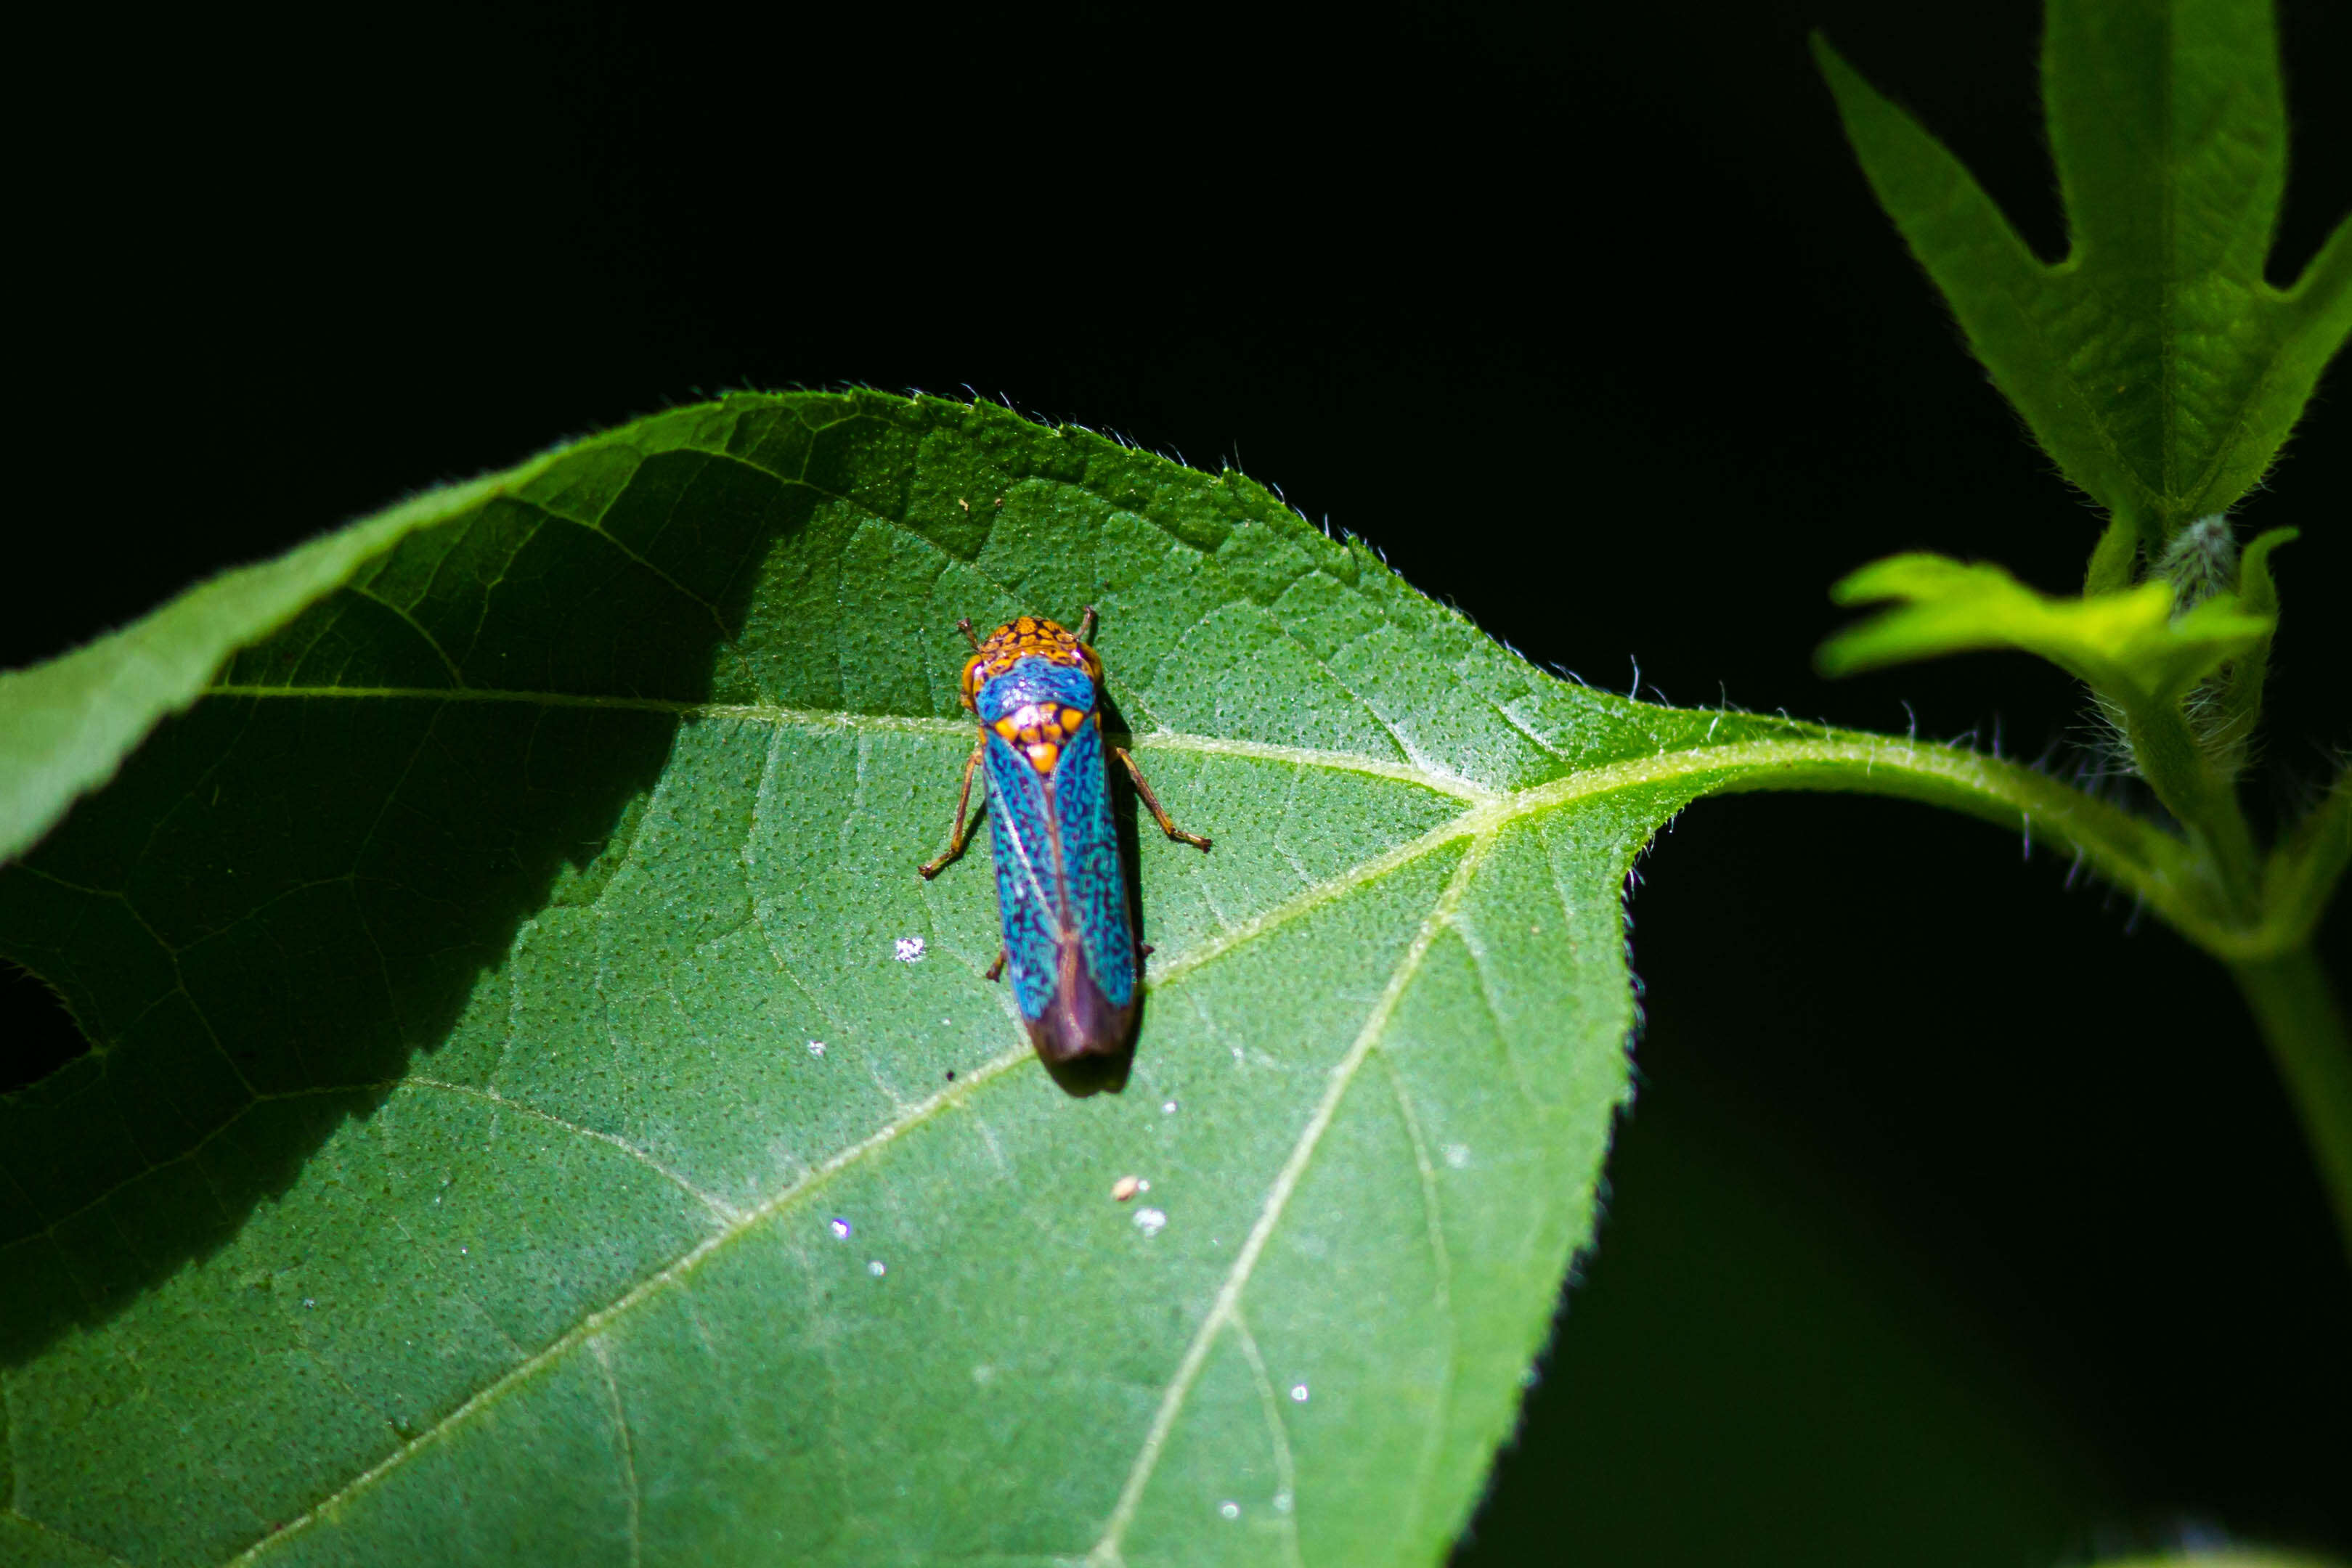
xmin=1050 ymin=715 xmax=1137 ymax=1009
xmin=981 ymin=730 xmax=1070 ymax=1024
xmin=975 ymin=660 xmax=1139 ymax=1060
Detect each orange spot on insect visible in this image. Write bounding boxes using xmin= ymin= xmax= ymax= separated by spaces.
xmin=993 ymin=718 xmax=1020 ymax=742
xmin=1026 ymin=742 xmax=1059 ymax=772
xmin=1058 ymin=706 xmax=1084 ymax=732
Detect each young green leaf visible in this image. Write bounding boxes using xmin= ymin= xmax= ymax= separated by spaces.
xmin=0 ymin=393 xmax=2240 ymax=1567
xmin=2215 ymin=526 xmax=2296 ymax=748
xmin=1818 ymin=552 xmax=2271 ymax=711
xmin=2264 ymin=767 xmax=2352 ymax=951
xmin=1815 ymin=0 xmax=2352 ymax=542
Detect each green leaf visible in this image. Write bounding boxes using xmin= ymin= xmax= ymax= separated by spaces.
xmin=2264 ymin=764 xmax=2352 ymax=950
xmin=0 ymin=468 xmax=561 ymax=868
xmin=2215 ymin=525 xmax=2295 ymax=746
xmin=1815 ymin=0 xmax=2352 ymax=540
xmin=2 ymin=390 xmax=1916 ymax=1568
xmin=1818 ymin=551 xmax=2271 ymax=711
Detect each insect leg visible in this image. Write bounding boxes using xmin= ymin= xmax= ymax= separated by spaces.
xmin=1112 ymin=747 xmax=1212 ymax=852
xmin=919 ymin=738 xmax=986 ymax=878
xmin=984 ymin=947 xmax=1007 ymax=982
xmin=1076 ymin=605 xmax=1098 ymax=642
xmin=956 ymin=616 xmax=980 ymax=651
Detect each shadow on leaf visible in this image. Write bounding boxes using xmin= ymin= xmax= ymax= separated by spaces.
xmin=0 ymin=425 xmax=828 ymax=1368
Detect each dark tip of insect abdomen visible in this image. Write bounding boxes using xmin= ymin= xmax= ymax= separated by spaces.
xmin=1027 ymin=966 xmax=1136 ymax=1098
xmin=1040 ymin=1049 xmax=1131 ymax=1098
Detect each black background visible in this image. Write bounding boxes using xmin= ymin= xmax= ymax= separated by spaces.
xmin=10 ymin=0 xmax=2349 ymax=1559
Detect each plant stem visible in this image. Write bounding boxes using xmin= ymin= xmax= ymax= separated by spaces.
xmin=1702 ymin=731 xmax=2348 ymax=1267
xmin=2121 ymin=700 xmax=2263 ymax=918
xmin=2230 ymin=947 xmax=2352 ymax=1270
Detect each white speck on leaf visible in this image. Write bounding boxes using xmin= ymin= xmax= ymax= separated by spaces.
xmin=829 ymin=1218 xmax=852 ymax=1239
xmin=1134 ymin=1207 xmax=1168 ymax=1237
xmin=1290 ymin=1383 xmax=1309 ymax=1402
xmin=1274 ymin=1490 xmax=1293 ymax=1514
xmin=1219 ymin=1501 xmax=1240 ymax=1520
xmin=868 ymin=1259 xmax=887 ymax=1276
xmin=807 ymin=1040 xmax=826 ymax=1057
xmin=1444 ymin=1143 xmax=1470 ymax=1169
xmin=1160 ymin=1100 xmax=1178 ymax=1114
xmin=893 ymin=936 xmax=926 ymax=963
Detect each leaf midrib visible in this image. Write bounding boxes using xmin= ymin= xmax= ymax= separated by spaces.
xmin=198 ymin=685 xmax=1499 ymax=803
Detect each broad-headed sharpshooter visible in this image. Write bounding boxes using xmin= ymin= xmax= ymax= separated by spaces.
xmin=919 ymin=610 xmax=1210 ymax=1091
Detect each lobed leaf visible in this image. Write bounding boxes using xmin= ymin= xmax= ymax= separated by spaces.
xmin=1815 ymin=0 xmax=2352 ymax=541
xmin=1 ymin=391 xmax=1883 ymax=1568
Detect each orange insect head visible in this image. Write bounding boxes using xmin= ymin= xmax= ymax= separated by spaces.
xmin=959 ymin=614 xmax=1102 ymax=709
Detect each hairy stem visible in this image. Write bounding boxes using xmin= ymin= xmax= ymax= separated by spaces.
xmin=2119 ymin=699 xmax=2263 ymax=919
xmin=1701 ymin=733 xmax=2245 ymax=953
xmin=1714 ymin=734 xmax=2346 ymax=1270
xmin=2231 ymin=949 xmax=2352 ymax=1269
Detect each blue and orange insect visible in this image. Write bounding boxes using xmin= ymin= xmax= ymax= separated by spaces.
xmin=919 ymin=610 xmax=1210 ymax=1092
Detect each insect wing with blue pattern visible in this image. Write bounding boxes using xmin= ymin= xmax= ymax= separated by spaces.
xmin=974 ymin=658 xmax=1139 ymax=1063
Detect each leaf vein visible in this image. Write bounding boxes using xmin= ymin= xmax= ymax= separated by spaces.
xmin=1375 ymin=1045 xmax=1458 ymax=1551
xmin=587 ymin=1336 xmax=643 ymax=1568
xmin=1086 ymin=833 xmax=1493 ymax=1564
xmin=224 ymin=1042 xmax=1036 ymax=1566
xmin=4 ymin=1506 xmax=144 ymax=1568
xmin=342 ymin=584 xmax=466 ymax=688
xmin=403 ymin=1079 xmax=740 ymax=1223
xmin=1229 ymin=1310 xmax=1306 ymax=1568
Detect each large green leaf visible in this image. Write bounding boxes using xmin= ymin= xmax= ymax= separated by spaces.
xmin=0 ymin=392 xmax=2118 ymax=1568
xmin=1815 ymin=0 xmax=2352 ymax=542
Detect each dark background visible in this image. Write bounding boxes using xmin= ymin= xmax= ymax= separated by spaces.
xmin=10 ymin=0 xmax=2349 ymax=1560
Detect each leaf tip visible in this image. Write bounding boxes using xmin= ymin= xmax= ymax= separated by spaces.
xmin=1827 ymin=552 xmax=1961 ymax=608
xmin=1812 ymin=629 xmax=1874 ymax=680
xmin=1809 ymin=30 xmax=1881 ymax=121
xmin=1807 ymin=29 xmax=1847 ymax=80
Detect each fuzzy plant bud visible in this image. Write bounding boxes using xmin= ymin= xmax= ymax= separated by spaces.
xmin=2158 ymin=515 xmax=2239 ymax=616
